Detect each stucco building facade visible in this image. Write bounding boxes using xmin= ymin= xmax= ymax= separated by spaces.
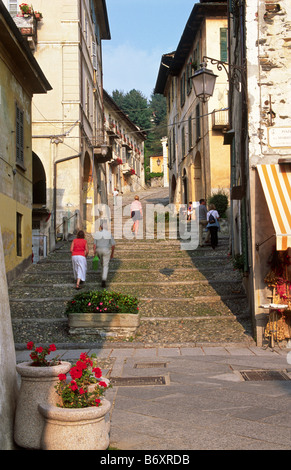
xmin=227 ymin=0 xmax=291 ymax=345
xmin=0 ymin=1 xmax=51 ymax=282
xmin=155 ymin=1 xmax=230 ymax=208
xmin=103 ymin=90 xmax=146 ymax=196
xmin=6 ymin=0 xmax=111 ymax=254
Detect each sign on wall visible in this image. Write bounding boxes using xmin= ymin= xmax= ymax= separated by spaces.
xmin=268 ymin=127 xmax=291 ymax=149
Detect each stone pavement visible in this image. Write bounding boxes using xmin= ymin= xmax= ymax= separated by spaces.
xmin=15 ymin=344 xmax=291 ymax=450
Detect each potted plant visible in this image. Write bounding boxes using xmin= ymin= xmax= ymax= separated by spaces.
xmin=66 ymin=290 xmax=140 ymax=338
xmin=14 ymin=342 xmax=71 ymax=449
xmin=34 ymin=10 xmax=43 ymax=20
xmin=38 ymin=352 xmax=111 ymax=450
xmin=19 ymin=3 xmax=33 ymax=16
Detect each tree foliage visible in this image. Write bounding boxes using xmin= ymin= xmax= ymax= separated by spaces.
xmin=110 ymin=89 xmax=167 ymax=181
xmin=111 ymin=89 xmax=151 ymax=132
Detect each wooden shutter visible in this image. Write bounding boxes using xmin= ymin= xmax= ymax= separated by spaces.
xmin=16 ymin=104 xmax=24 ymax=165
xmin=220 ymin=28 xmax=228 ymax=63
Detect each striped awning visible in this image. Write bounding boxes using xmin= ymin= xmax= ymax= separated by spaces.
xmin=257 ymin=164 xmax=291 ymax=251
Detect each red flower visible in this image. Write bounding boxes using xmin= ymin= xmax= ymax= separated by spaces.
xmin=99 ymin=381 xmax=107 ymax=388
xmin=58 ymin=374 xmax=67 ymax=381
xmin=69 ymin=381 xmax=78 ymax=391
xmin=79 ymin=388 xmax=85 ymax=395
xmin=93 ymin=367 xmax=102 ymax=378
xmin=79 ymin=353 xmax=93 ymax=366
xmin=48 ymin=344 xmax=56 ymax=352
xmin=95 ymin=398 xmax=101 ymax=406
xmin=27 ymin=341 xmax=34 ymax=350
xmin=70 ymin=366 xmax=83 ymax=380
xmin=35 ymin=347 xmax=43 ymax=353
xmin=76 ymin=360 xmax=87 ymax=370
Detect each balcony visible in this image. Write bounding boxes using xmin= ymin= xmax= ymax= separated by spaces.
xmin=122 ymin=163 xmax=135 ymax=176
xmin=212 ymin=109 xmax=230 ymax=132
xmin=93 ymin=144 xmax=112 ymax=163
xmin=106 ymin=121 xmax=119 ymax=138
xmin=13 ymin=14 xmax=38 ymax=50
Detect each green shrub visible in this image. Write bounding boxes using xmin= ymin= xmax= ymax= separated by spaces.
xmin=208 ymin=190 xmax=229 ymax=218
xmin=66 ymin=290 xmax=139 ymax=315
xmin=149 ymin=172 xmax=163 ymax=179
xmin=233 ymin=254 xmax=244 ymax=272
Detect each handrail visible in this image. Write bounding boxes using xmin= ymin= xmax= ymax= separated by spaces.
xmin=55 ymin=212 xmax=78 ymax=233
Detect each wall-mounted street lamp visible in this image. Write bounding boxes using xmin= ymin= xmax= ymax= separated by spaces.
xmin=100 ymin=143 xmax=108 ymax=156
xmin=191 ymin=62 xmax=218 ymax=103
xmin=191 ymin=56 xmax=246 ymax=102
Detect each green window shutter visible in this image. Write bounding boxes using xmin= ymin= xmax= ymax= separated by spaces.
xmin=220 ymin=28 xmax=228 ymax=63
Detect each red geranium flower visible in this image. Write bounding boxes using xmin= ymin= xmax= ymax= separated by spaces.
xmin=99 ymin=381 xmax=108 ymax=388
xmin=93 ymin=367 xmax=102 ymax=378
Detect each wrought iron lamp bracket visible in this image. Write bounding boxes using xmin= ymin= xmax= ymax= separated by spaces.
xmin=202 ymin=56 xmax=246 ymax=93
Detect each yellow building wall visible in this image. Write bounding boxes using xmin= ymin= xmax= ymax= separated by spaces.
xmin=0 ymin=39 xmax=33 ymax=280
xmin=209 ymin=131 xmax=230 ymax=194
xmin=0 ymin=194 xmax=32 ymax=274
xmin=206 ymin=18 xmax=230 ymax=195
xmin=150 ymin=156 xmax=163 ymax=173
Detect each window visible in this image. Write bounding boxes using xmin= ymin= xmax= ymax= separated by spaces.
xmin=188 ymin=116 xmax=192 ymax=150
xmin=9 ymin=0 xmax=18 ymax=15
xmin=92 ymin=40 xmax=97 ymax=70
xmin=16 ymin=104 xmax=24 ymax=166
xmin=195 ymin=104 xmax=201 ymax=141
xmin=193 ymin=42 xmax=200 ymax=71
xmin=86 ymin=80 xmax=90 ymax=119
xmin=180 ymin=72 xmax=186 ymax=107
xmin=187 ymin=59 xmax=192 ymax=95
xmin=220 ymin=28 xmax=228 ymax=63
xmin=16 ymin=212 xmax=22 ymax=257
xmin=181 ymin=127 xmax=185 ymax=158
xmin=172 ymin=126 xmax=176 ymax=162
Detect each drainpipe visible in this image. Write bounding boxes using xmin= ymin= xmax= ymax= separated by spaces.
xmin=53 ymin=153 xmax=82 ymax=235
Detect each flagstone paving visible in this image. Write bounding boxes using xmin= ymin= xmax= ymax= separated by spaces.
xmin=9 ymin=188 xmax=254 ymax=347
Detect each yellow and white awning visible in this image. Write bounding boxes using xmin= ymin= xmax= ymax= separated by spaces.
xmin=257 ymin=163 xmax=291 ymax=251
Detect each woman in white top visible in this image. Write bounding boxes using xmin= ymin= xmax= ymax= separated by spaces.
xmin=206 ymin=203 xmax=220 ymax=249
xmin=130 ymin=195 xmax=143 ymax=238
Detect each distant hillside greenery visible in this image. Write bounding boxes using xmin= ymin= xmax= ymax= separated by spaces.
xmin=111 ymin=89 xmax=167 ymax=181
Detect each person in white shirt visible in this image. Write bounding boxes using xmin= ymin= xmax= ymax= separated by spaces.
xmin=93 ymin=220 xmax=115 ymax=288
xmin=113 ymin=188 xmax=119 ymax=206
xmin=206 ymin=204 xmax=220 ymax=250
xmin=130 ymin=195 xmax=143 ymax=238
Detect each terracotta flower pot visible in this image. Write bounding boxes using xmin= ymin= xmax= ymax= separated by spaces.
xmin=14 ymin=361 xmax=71 ymax=449
xmin=38 ymin=399 xmax=111 ymax=450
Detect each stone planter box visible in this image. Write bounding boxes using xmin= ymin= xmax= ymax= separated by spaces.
xmin=68 ymin=312 xmax=140 ymax=338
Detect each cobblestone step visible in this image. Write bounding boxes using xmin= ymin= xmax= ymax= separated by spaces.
xmin=9 ymin=279 xmax=245 ymax=300
xmin=12 ymin=268 xmax=241 ymax=285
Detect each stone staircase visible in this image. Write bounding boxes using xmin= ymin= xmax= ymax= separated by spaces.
xmin=9 ymin=240 xmax=253 ymax=347
xmin=9 ymin=189 xmax=254 ymax=346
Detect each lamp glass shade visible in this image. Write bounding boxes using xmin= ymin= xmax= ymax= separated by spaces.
xmin=192 ymin=67 xmax=217 ymax=102
xmin=101 ymin=144 xmax=108 ymax=156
